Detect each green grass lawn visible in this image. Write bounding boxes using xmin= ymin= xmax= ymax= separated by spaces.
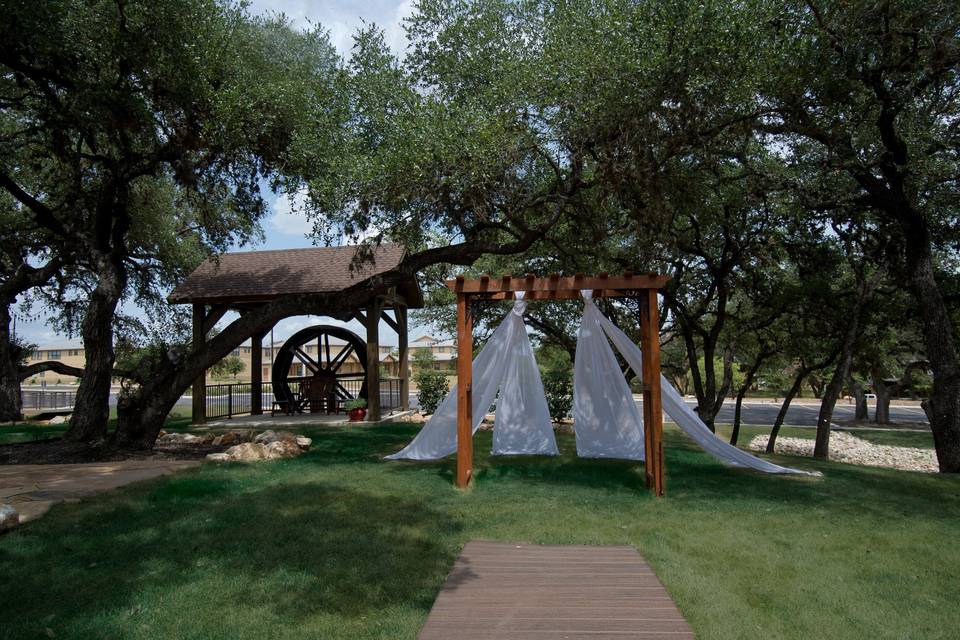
xmin=1 ymin=422 xmax=958 ymax=639
xmin=0 ymin=408 xmax=193 ymax=445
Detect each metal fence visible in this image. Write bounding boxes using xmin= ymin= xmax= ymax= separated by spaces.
xmin=20 ymin=389 xmax=77 ymax=412
xmin=205 ymin=377 xmax=404 ymax=420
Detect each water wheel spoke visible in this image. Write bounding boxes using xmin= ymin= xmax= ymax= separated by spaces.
xmin=324 ymin=334 xmax=331 ymax=366
xmin=334 ymin=383 xmax=353 ymax=399
xmin=293 ymin=348 xmax=321 ymax=373
xmin=330 ymin=344 xmax=354 ymax=371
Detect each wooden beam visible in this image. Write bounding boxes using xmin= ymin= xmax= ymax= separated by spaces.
xmin=456 ymin=293 xmax=474 ymax=488
xmin=446 ymin=273 xmax=669 ymax=295
xmin=366 ymin=299 xmax=381 ymax=421
xmin=381 ymin=308 xmax=400 ymax=333
xmin=471 ymin=289 xmax=653 ymax=301
xmin=202 ymin=304 xmax=230 ymax=336
xmin=250 ymin=331 xmax=264 ymax=415
xmin=639 ymin=290 xmax=665 ymax=497
xmin=397 ymin=305 xmax=409 ymax=411
xmin=191 ymin=303 xmax=206 ymax=424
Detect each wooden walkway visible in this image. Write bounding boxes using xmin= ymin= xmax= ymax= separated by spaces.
xmin=419 ymin=541 xmax=694 ymax=640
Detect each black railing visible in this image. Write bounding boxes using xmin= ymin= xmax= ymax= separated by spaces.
xmin=205 ymin=377 xmax=404 ymax=419
xmin=206 ymin=382 xmax=253 ymax=420
xmin=20 ymin=389 xmax=77 ymax=411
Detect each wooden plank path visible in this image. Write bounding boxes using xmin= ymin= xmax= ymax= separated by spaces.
xmin=419 ymin=541 xmax=695 ymax=640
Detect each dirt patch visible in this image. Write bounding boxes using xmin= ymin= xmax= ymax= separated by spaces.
xmin=0 ymin=439 xmax=221 ymax=466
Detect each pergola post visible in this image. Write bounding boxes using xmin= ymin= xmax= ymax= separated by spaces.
xmin=366 ymin=299 xmax=381 ymax=422
xmin=250 ymin=331 xmax=264 ymax=415
xmin=191 ymin=303 xmax=207 ymax=424
xmin=639 ymin=290 xmax=665 ymax=497
xmin=397 ymin=305 xmax=409 ymax=411
xmin=455 ymin=292 xmax=473 ymax=488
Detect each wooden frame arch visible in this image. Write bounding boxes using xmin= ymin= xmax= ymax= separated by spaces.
xmin=448 ymin=272 xmax=670 ymax=496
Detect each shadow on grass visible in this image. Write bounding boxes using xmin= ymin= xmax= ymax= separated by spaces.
xmin=0 ymin=475 xmax=459 ymax=636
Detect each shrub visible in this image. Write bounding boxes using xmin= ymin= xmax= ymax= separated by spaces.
xmin=416 ymin=370 xmax=449 ymax=414
xmin=344 ymin=397 xmax=367 ymax=411
xmin=542 ymin=367 xmax=573 ymax=422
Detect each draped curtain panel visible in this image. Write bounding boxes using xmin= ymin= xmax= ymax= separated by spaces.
xmin=386 ymin=292 xmax=557 ymax=460
xmin=572 ymin=292 xmax=646 ymax=460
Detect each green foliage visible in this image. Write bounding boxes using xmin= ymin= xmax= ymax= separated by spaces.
xmin=542 ymin=367 xmax=573 ymax=423
xmin=210 ymin=356 xmax=244 ymax=380
xmin=343 ymin=397 xmax=367 ymax=411
xmin=416 ymin=369 xmax=449 ymax=415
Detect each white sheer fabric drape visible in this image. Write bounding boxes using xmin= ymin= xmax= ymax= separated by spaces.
xmin=386 ymin=292 xmax=557 ymax=460
xmin=572 ymin=291 xmax=646 ymax=460
xmin=590 ymin=300 xmax=815 ymax=475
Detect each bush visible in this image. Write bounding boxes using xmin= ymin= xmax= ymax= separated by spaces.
xmin=542 ymin=367 xmax=573 ymax=422
xmin=416 ymin=370 xmax=449 ymax=415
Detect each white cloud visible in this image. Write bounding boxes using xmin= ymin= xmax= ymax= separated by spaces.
xmin=269 ymin=189 xmax=313 ymax=237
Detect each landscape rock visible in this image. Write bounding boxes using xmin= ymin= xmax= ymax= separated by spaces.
xmin=0 ymin=504 xmax=20 ymax=532
xmin=747 ymin=431 xmax=937 ymax=473
xmin=295 ymin=436 xmax=312 ymax=450
xmin=222 ymin=442 xmax=271 ymax=462
xmin=265 ymin=439 xmax=301 ymax=459
xmin=157 ymin=432 xmax=207 ymax=445
xmin=49 ymin=415 xmax=67 ymax=425
xmin=205 ymin=453 xmax=231 ymax=463
xmin=254 ymin=430 xmax=299 ymax=445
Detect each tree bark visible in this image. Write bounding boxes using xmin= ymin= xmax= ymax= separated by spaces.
xmin=766 ymin=368 xmax=807 ymax=453
xmin=872 ymin=367 xmax=891 ymax=425
xmin=730 ymin=351 xmax=770 ymax=446
xmin=64 ymin=259 xmax=125 ymax=442
xmin=899 ymin=216 xmax=960 ymax=472
xmin=0 ymin=303 xmax=22 ymax=422
xmin=814 ymin=277 xmax=871 ymax=459
xmin=849 ymin=375 xmax=868 ymax=420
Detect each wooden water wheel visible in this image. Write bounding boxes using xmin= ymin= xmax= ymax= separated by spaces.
xmin=271 ymin=325 xmax=368 ymax=413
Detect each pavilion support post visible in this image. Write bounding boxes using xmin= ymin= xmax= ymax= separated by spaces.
xmin=250 ymin=331 xmax=264 ymax=415
xmin=639 ymin=289 xmax=665 ymax=496
xmin=191 ymin=303 xmax=207 ymax=424
xmin=366 ymin=300 xmax=382 ymax=422
xmin=456 ymin=293 xmax=473 ymax=488
xmin=397 ymin=305 xmax=409 ymax=411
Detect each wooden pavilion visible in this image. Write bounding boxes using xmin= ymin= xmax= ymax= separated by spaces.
xmin=168 ymin=244 xmax=423 ymax=423
xmin=448 ymin=272 xmax=670 ymax=496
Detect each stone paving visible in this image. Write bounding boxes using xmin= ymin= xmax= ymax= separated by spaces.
xmin=0 ymin=459 xmax=200 ymax=523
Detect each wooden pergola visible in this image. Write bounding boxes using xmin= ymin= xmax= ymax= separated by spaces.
xmin=168 ymin=245 xmax=423 ymax=423
xmin=448 ymin=272 xmax=670 ymax=496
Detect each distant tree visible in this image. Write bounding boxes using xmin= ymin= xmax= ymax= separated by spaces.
xmin=210 ymin=356 xmax=244 ymax=381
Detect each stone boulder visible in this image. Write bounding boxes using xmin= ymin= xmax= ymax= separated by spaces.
xmin=49 ymin=415 xmax=67 ymax=425
xmin=205 ymin=430 xmax=312 ymax=463
xmin=212 ymin=430 xmax=253 ymax=447
xmin=0 ymin=504 xmax=20 ymax=533
xmin=157 ymin=432 xmax=211 ymax=445
xmin=221 ymin=442 xmax=271 ymax=462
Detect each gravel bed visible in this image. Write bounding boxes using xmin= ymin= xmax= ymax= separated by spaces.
xmin=746 ymin=431 xmax=937 ymax=473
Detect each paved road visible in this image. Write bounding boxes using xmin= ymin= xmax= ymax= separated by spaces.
xmin=636 ymin=399 xmax=930 ymax=427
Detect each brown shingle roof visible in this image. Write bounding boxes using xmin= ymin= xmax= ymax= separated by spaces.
xmin=168 ymin=244 xmax=422 ymax=307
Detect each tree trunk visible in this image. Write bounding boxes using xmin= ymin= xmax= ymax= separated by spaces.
xmin=849 ymin=375 xmax=868 ymax=420
xmin=872 ymin=368 xmax=891 ymax=425
xmin=900 ymin=216 xmax=960 ymax=472
xmin=730 ymin=351 xmax=768 ymax=446
xmin=64 ymin=260 xmax=125 ymax=442
xmin=813 ymin=274 xmax=872 ymax=459
xmin=0 ymin=303 xmax=23 ymax=422
xmin=766 ymin=368 xmax=807 ymax=453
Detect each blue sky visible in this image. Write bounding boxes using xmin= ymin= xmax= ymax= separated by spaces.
xmin=14 ymin=1 xmax=432 ymax=349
